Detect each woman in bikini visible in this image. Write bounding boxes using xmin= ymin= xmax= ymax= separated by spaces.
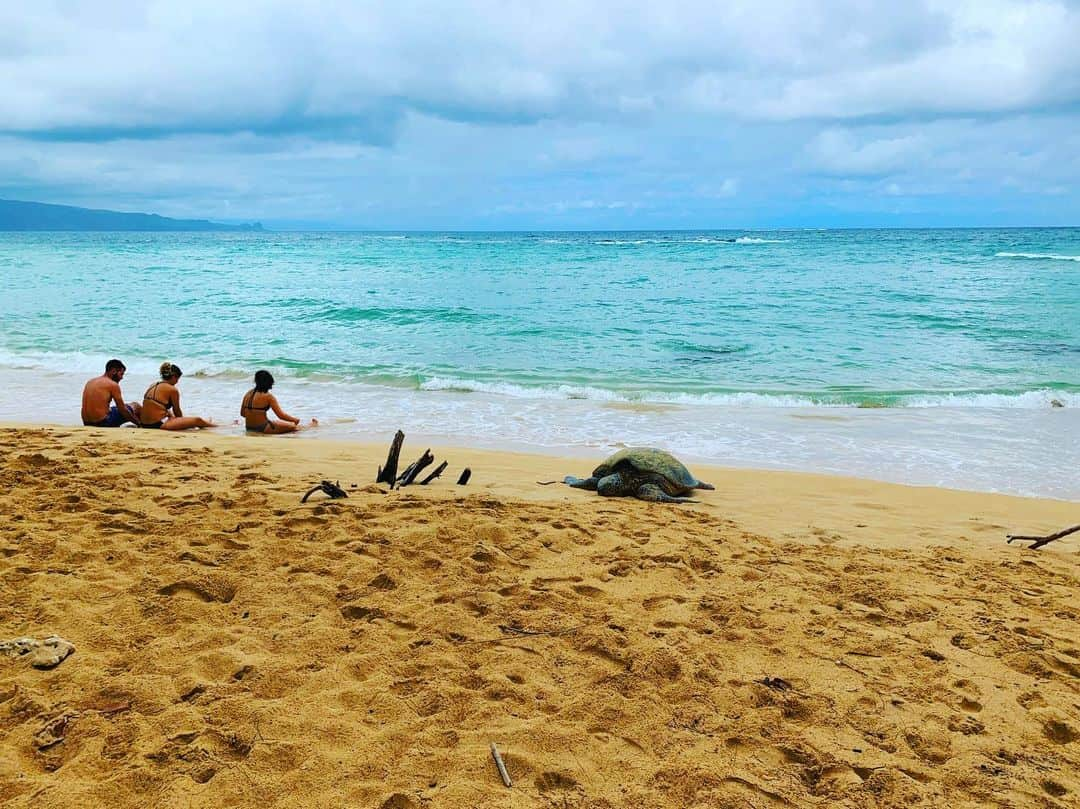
xmin=240 ymin=370 xmax=315 ymax=434
xmin=139 ymin=362 xmax=216 ymax=430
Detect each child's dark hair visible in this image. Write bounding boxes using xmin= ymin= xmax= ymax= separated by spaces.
xmin=254 ymin=370 xmax=274 ymax=392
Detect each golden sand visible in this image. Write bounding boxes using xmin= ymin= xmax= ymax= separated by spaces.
xmin=1 ymin=425 xmax=1078 ymax=808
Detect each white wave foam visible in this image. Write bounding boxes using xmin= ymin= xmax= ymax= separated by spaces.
xmin=587 ymin=236 xmax=791 ymax=246
xmin=419 ymin=376 xmax=821 ymax=405
xmin=904 ymin=390 xmax=1079 ymax=408
xmin=0 ymin=349 xmax=162 ymax=377
xmin=0 ymin=350 xmax=1073 ymax=410
xmin=419 ymin=375 xmax=1077 ymax=409
xmin=686 ymin=236 xmax=788 ymax=244
xmin=0 ymin=349 xmax=252 ymax=380
xmin=995 ymin=252 xmax=1080 ymax=262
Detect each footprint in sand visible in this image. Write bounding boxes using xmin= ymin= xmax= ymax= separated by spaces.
xmin=340 ymin=604 xmax=383 ymax=622
xmin=378 ymin=795 xmax=417 ymax=809
xmin=1042 ymin=717 xmax=1078 ymax=744
xmin=572 ymin=584 xmax=606 ymax=598
xmin=158 ymin=576 xmax=237 ymax=603
xmin=535 ymin=771 xmax=580 ymax=793
xmin=368 ymin=573 xmax=397 ymax=590
xmin=1042 ymin=781 xmax=1068 ymax=799
xmin=643 ymin=595 xmax=685 ymax=610
xmin=178 ymin=551 xmax=220 ymax=568
xmin=948 ymin=714 xmax=985 ymax=735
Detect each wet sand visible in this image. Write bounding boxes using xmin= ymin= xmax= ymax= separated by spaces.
xmin=1 ymin=425 xmax=1077 ymax=808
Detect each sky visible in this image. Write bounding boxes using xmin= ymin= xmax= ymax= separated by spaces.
xmin=2 ymin=1 xmax=1079 ymax=230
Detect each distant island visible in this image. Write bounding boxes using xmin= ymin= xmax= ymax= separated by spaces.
xmin=0 ymin=199 xmax=263 ymax=232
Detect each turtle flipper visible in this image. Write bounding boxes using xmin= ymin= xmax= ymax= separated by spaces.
xmin=564 ymin=475 xmax=599 ymax=490
xmin=636 ymin=483 xmax=692 ymax=503
xmin=597 ymin=473 xmax=633 ymax=497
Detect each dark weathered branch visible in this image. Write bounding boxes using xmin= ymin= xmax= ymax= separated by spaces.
xmin=419 ymin=461 xmax=448 ymax=485
xmin=457 ymin=468 xmax=472 ymax=486
xmin=397 ymin=450 xmax=435 ymax=487
xmin=376 ymin=430 xmax=405 ymax=485
xmin=301 ymin=480 xmax=349 ymax=503
xmin=1007 ymin=524 xmax=1080 ymax=550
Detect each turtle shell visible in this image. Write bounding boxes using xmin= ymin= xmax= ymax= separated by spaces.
xmin=592 ymin=448 xmax=702 ymax=489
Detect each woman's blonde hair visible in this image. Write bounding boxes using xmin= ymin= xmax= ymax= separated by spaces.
xmin=160 ymin=362 xmax=183 ymax=380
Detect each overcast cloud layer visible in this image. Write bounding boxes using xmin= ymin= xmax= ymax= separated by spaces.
xmin=2 ymin=1 xmax=1079 ymax=228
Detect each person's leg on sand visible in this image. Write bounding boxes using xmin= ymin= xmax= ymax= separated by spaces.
xmin=161 ymin=416 xmax=216 ymax=431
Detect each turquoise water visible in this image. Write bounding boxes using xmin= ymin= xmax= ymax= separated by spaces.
xmin=2 ymin=229 xmax=1078 ymax=405
xmin=1 ymin=229 xmax=1078 ymax=497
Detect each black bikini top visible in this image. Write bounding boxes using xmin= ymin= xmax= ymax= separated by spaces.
xmin=242 ymin=390 xmax=271 ymax=413
xmin=144 ymin=382 xmax=173 ymax=412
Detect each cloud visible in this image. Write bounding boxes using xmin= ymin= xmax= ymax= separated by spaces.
xmin=2 ymin=2 xmax=1079 ymax=227
xmin=752 ymin=3 xmax=1080 ymax=120
xmin=806 ymin=129 xmax=929 ymax=176
xmin=2 ymin=1 xmax=1078 ymax=143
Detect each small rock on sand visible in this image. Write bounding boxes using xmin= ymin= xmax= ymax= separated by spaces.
xmin=1 ymin=636 xmax=75 ymax=669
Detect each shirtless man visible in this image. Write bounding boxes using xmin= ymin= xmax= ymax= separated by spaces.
xmin=81 ymin=359 xmax=141 ymax=427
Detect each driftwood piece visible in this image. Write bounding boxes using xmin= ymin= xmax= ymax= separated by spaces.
xmin=419 ymin=461 xmax=448 ymax=485
xmin=490 ymin=742 xmax=512 ymax=787
xmin=1007 ymin=524 xmax=1080 ymax=550
xmin=301 ymin=480 xmax=349 ymax=503
xmin=376 ymin=430 xmax=405 ymax=485
xmin=457 ymin=468 xmax=472 ymax=486
xmin=397 ymin=449 xmax=435 ymax=488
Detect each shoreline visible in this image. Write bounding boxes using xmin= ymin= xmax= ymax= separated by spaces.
xmin=3 ymin=363 xmax=1080 ymax=500
xmin=4 ymin=421 xmax=1078 ymax=541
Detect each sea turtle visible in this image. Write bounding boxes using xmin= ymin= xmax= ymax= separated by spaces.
xmin=564 ymin=448 xmax=715 ymax=503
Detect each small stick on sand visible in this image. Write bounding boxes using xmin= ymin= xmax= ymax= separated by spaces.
xmin=490 ymin=742 xmax=512 ymax=787
xmin=1006 ymin=524 xmax=1080 ymax=550
xmin=499 ymin=623 xmax=581 ymax=638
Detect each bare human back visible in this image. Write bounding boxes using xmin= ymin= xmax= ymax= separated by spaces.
xmin=81 ymin=359 xmax=140 ymax=427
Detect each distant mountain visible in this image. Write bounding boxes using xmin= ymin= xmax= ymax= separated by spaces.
xmin=0 ymin=199 xmax=263 ymax=231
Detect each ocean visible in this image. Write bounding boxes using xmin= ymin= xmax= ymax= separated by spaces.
xmin=1 ymin=228 xmax=1078 ymax=499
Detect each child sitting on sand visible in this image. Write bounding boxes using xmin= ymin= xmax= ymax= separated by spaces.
xmin=240 ymin=370 xmax=317 ymax=435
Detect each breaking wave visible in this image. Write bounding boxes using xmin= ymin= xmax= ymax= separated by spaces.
xmin=995 ymin=252 xmax=1080 ymax=262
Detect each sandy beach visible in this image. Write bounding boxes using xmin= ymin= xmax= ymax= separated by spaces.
xmin=1 ymin=424 xmax=1078 ymax=808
